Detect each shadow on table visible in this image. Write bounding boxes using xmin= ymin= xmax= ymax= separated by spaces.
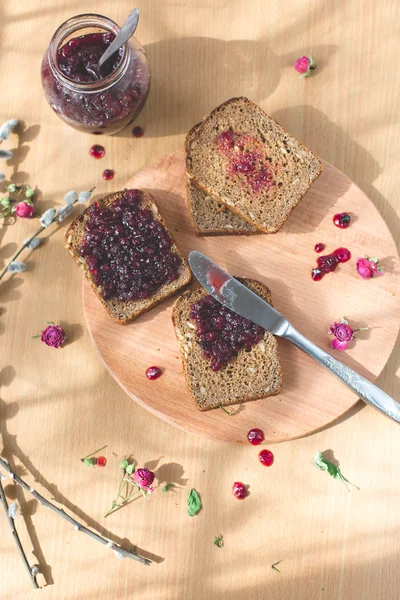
xmin=0 ymin=366 xmax=163 ymax=583
xmin=272 ymin=106 xmax=400 ymax=254
xmin=115 ymin=36 xmax=337 ymax=139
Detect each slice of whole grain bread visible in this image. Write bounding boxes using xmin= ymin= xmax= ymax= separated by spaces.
xmin=186 ymin=122 xmax=258 ymax=235
xmin=172 ymin=278 xmax=282 ymax=411
xmin=65 ymin=189 xmax=192 ymax=324
xmin=186 ymin=97 xmax=322 ymax=233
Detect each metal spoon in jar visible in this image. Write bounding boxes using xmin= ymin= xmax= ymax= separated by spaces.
xmin=86 ymin=9 xmax=140 ymax=80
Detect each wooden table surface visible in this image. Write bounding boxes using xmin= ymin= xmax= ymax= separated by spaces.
xmin=0 ymin=1 xmax=399 ymax=599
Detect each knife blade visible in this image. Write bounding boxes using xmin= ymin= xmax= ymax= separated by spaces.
xmin=188 ymin=250 xmax=400 ymax=424
xmin=188 ymin=250 xmax=289 ymax=336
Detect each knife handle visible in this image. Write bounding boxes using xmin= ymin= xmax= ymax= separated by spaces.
xmin=284 ymin=326 xmax=400 ymax=424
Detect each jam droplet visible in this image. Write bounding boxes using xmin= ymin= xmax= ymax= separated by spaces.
xmin=102 ymin=169 xmax=115 ymax=181
xmin=314 ymin=243 xmax=325 ymax=253
xmin=96 ymin=456 xmax=107 ymax=467
xmin=132 ymin=126 xmax=144 ymax=138
xmin=247 ymin=428 xmax=264 ymax=446
xmin=232 ymin=482 xmax=247 ymax=499
xmin=146 ymin=366 xmax=162 ymax=380
xmin=89 ymin=144 xmax=105 ymax=159
xmin=333 ymin=212 xmax=351 ymax=228
xmin=258 ymin=449 xmax=274 ymax=466
xmin=311 ymin=247 xmax=351 ymax=281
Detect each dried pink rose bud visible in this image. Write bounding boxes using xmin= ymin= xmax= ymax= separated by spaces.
xmin=15 ymin=201 xmax=34 ymax=219
xmin=133 ymin=468 xmax=155 ymax=493
xmin=329 ymin=322 xmax=354 ymax=351
xmin=294 ymin=55 xmax=316 ymax=77
xmin=356 ymin=257 xmax=384 ymax=279
xmin=40 ymin=325 xmax=66 ymax=349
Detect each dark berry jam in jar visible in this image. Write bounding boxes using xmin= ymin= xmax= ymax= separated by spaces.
xmin=41 ymin=14 xmax=150 ymax=135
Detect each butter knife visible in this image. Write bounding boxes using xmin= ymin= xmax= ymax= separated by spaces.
xmin=188 ymin=251 xmax=400 ymax=424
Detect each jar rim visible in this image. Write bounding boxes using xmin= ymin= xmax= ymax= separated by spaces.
xmin=47 ymin=13 xmax=129 ymax=92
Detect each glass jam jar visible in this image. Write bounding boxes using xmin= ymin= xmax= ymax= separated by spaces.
xmin=41 ymin=13 xmax=150 ymax=135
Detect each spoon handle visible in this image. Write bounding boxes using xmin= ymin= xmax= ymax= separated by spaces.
xmin=98 ymin=8 xmax=139 ymax=69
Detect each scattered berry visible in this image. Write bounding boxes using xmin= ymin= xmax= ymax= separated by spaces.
xmin=314 ymin=243 xmax=325 ymax=253
xmin=132 ymin=126 xmax=144 ymax=137
xmin=102 ymin=169 xmax=114 ymax=181
xmin=89 ymin=144 xmax=105 ymax=159
xmin=96 ymin=456 xmax=107 ymax=467
xmin=333 ymin=212 xmax=351 ymax=228
xmin=146 ymin=366 xmax=162 ymax=380
xmin=232 ymin=481 xmax=247 ymax=499
xmin=247 ymin=428 xmax=264 ymax=446
xmin=258 ymin=449 xmax=274 ymax=466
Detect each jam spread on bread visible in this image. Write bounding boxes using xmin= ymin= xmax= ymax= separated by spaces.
xmin=216 ymin=130 xmax=275 ymax=193
xmin=80 ymin=191 xmax=182 ymax=301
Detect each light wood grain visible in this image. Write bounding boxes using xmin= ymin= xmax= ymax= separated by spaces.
xmin=1 ymin=1 xmax=400 ymax=599
xmin=83 ymin=150 xmax=399 ymax=443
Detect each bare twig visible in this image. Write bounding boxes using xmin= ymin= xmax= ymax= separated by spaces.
xmin=0 ymin=478 xmax=39 ymax=588
xmin=0 ymin=458 xmax=151 ymax=566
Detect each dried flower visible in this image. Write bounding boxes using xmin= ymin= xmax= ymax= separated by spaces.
xmin=39 ymin=208 xmax=56 ymax=227
xmin=25 ymin=185 xmax=35 ymax=199
xmin=7 ymin=502 xmax=18 ymax=519
xmin=356 ymin=257 xmax=384 ymax=279
xmin=294 ymin=55 xmax=316 ymax=77
xmin=40 ymin=324 xmax=66 ymax=349
xmin=57 ymin=204 xmax=73 ymax=222
xmin=8 ymin=261 xmax=26 ymax=273
xmin=330 ymin=322 xmax=354 ymax=351
xmin=78 ymin=190 xmax=94 ymax=204
xmin=24 ymin=238 xmax=41 ymax=250
xmin=0 ymin=150 xmax=13 ymax=160
xmin=15 ymin=201 xmax=34 ymax=219
xmin=0 ymin=119 xmax=18 ymax=141
xmin=133 ymin=468 xmax=155 ymax=493
xmin=64 ymin=190 xmax=78 ymax=205
xmin=329 ymin=317 xmax=368 ymax=351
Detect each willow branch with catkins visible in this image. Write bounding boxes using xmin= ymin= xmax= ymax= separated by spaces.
xmin=0 ymin=188 xmax=95 ymax=282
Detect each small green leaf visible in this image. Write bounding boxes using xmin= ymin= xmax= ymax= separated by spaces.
xmin=217 ymin=403 xmax=233 ymax=416
xmin=341 ymin=317 xmax=348 ymax=325
xmin=312 ymin=451 xmax=357 ymax=490
xmin=45 ymin=321 xmax=55 ymax=325
xmin=187 ymin=488 xmax=202 ymax=516
xmin=125 ymin=463 xmax=135 ymax=475
xmin=120 ymin=459 xmax=129 ymax=470
xmin=6 ymin=184 xmax=16 ymax=193
xmin=84 ymin=457 xmax=95 ymax=467
xmin=368 ymin=256 xmax=379 ymax=264
xmin=272 ymin=560 xmax=283 ymax=573
xmin=162 ymin=483 xmax=176 ymax=492
xmin=213 ymin=534 xmax=223 ymax=548
xmin=31 ymin=335 xmax=41 ymax=339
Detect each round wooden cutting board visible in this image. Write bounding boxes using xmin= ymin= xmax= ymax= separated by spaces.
xmin=83 ymin=149 xmax=399 ymax=443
